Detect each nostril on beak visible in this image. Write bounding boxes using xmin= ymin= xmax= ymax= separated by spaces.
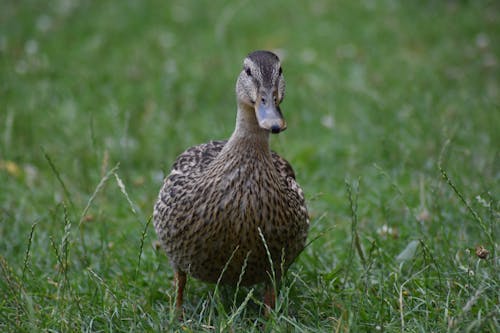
xmin=270 ymin=125 xmax=281 ymax=134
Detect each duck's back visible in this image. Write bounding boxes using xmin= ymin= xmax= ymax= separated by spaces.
xmin=153 ymin=140 xmax=309 ymax=285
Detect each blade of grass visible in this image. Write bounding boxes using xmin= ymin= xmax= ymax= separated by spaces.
xmin=41 ymin=146 xmax=74 ymax=209
xmin=21 ymin=220 xmax=38 ymax=281
xmin=438 ymin=139 xmax=494 ymax=247
xmin=135 ymin=215 xmax=152 ymax=279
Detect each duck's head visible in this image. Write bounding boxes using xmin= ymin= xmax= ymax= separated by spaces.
xmin=236 ymin=50 xmax=286 ymax=134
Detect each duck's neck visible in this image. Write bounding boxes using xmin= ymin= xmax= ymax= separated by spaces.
xmin=226 ymin=103 xmax=271 ymax=152
xmin=208 ymin=103 xmax=275 ymax=178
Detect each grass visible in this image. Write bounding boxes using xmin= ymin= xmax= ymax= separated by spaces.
xmin=1 ymin=0 xmax=499 ymax=331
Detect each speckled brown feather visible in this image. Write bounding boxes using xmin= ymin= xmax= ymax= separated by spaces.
xmin=153 ymin=139 xmax=308 ymax=286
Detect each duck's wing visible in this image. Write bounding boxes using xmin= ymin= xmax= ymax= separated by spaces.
xmin=270 ymin=151 xmax=296 ymax=180
xmin=154 ymin=140 xmax=227 ymax=239
xmin=169 ymin=140 xmax=227 ymax=176
xmin=270 ymin=151 xmax=309 ymax=222
xmin=155 ymin=140 xmax=226 ymax=213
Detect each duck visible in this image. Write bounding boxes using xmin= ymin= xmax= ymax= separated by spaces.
xmin=153 ymin=50 xmax=309 ymax=313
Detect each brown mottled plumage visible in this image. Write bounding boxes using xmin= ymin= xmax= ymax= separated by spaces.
xmin=153 ymin=50 xmax=309 ymax=312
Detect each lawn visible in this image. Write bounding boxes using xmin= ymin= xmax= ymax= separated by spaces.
xmin=1 ymin=0 xmax=499 ymax=331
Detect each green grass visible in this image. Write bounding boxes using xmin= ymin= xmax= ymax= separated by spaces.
xmin=1 ymin=0 xmax=499 ymax=331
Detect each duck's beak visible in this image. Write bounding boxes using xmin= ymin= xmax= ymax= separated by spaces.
xmin=255 ymin=93 xmax=287 ymax=134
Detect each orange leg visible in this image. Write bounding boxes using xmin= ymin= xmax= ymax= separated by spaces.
xmin=263 ymin=284 xmax=276 ymax=316
xmin=174 ymin=271 xmax=187 ymax=313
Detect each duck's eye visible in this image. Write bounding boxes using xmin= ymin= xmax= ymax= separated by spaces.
xmin=245 ymin=67 xmax=252 ymax=76
xmin=278 ymin=67 xmax=282 ymax=75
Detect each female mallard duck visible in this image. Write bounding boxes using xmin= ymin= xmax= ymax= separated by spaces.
xmin=153 ymin=50 xmax=309 ymax=312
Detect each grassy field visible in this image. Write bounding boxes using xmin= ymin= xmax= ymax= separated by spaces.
xmin=1 ymin=0 xmax=499 ymax=331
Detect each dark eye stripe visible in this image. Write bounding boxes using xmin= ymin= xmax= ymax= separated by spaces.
xmin=245 ymin=67 xmax=252 ymax=76
xmin=278 ymin=67 xmax=282 ymax=75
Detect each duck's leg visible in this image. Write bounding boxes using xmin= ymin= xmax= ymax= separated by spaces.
xmin=263 ymin=284 xmax=276 ymax=315
xmin=264 ymin=266 xmax=283 ymax=315
xmin=174 ymin=270 xmax=186 ymax=312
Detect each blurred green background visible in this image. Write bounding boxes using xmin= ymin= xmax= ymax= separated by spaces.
xmin=1 ymin=0 xmax=499 ymax=331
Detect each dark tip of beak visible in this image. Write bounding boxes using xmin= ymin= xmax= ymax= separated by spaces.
xmin=270 ymin=125 xmax=281 ymax=134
